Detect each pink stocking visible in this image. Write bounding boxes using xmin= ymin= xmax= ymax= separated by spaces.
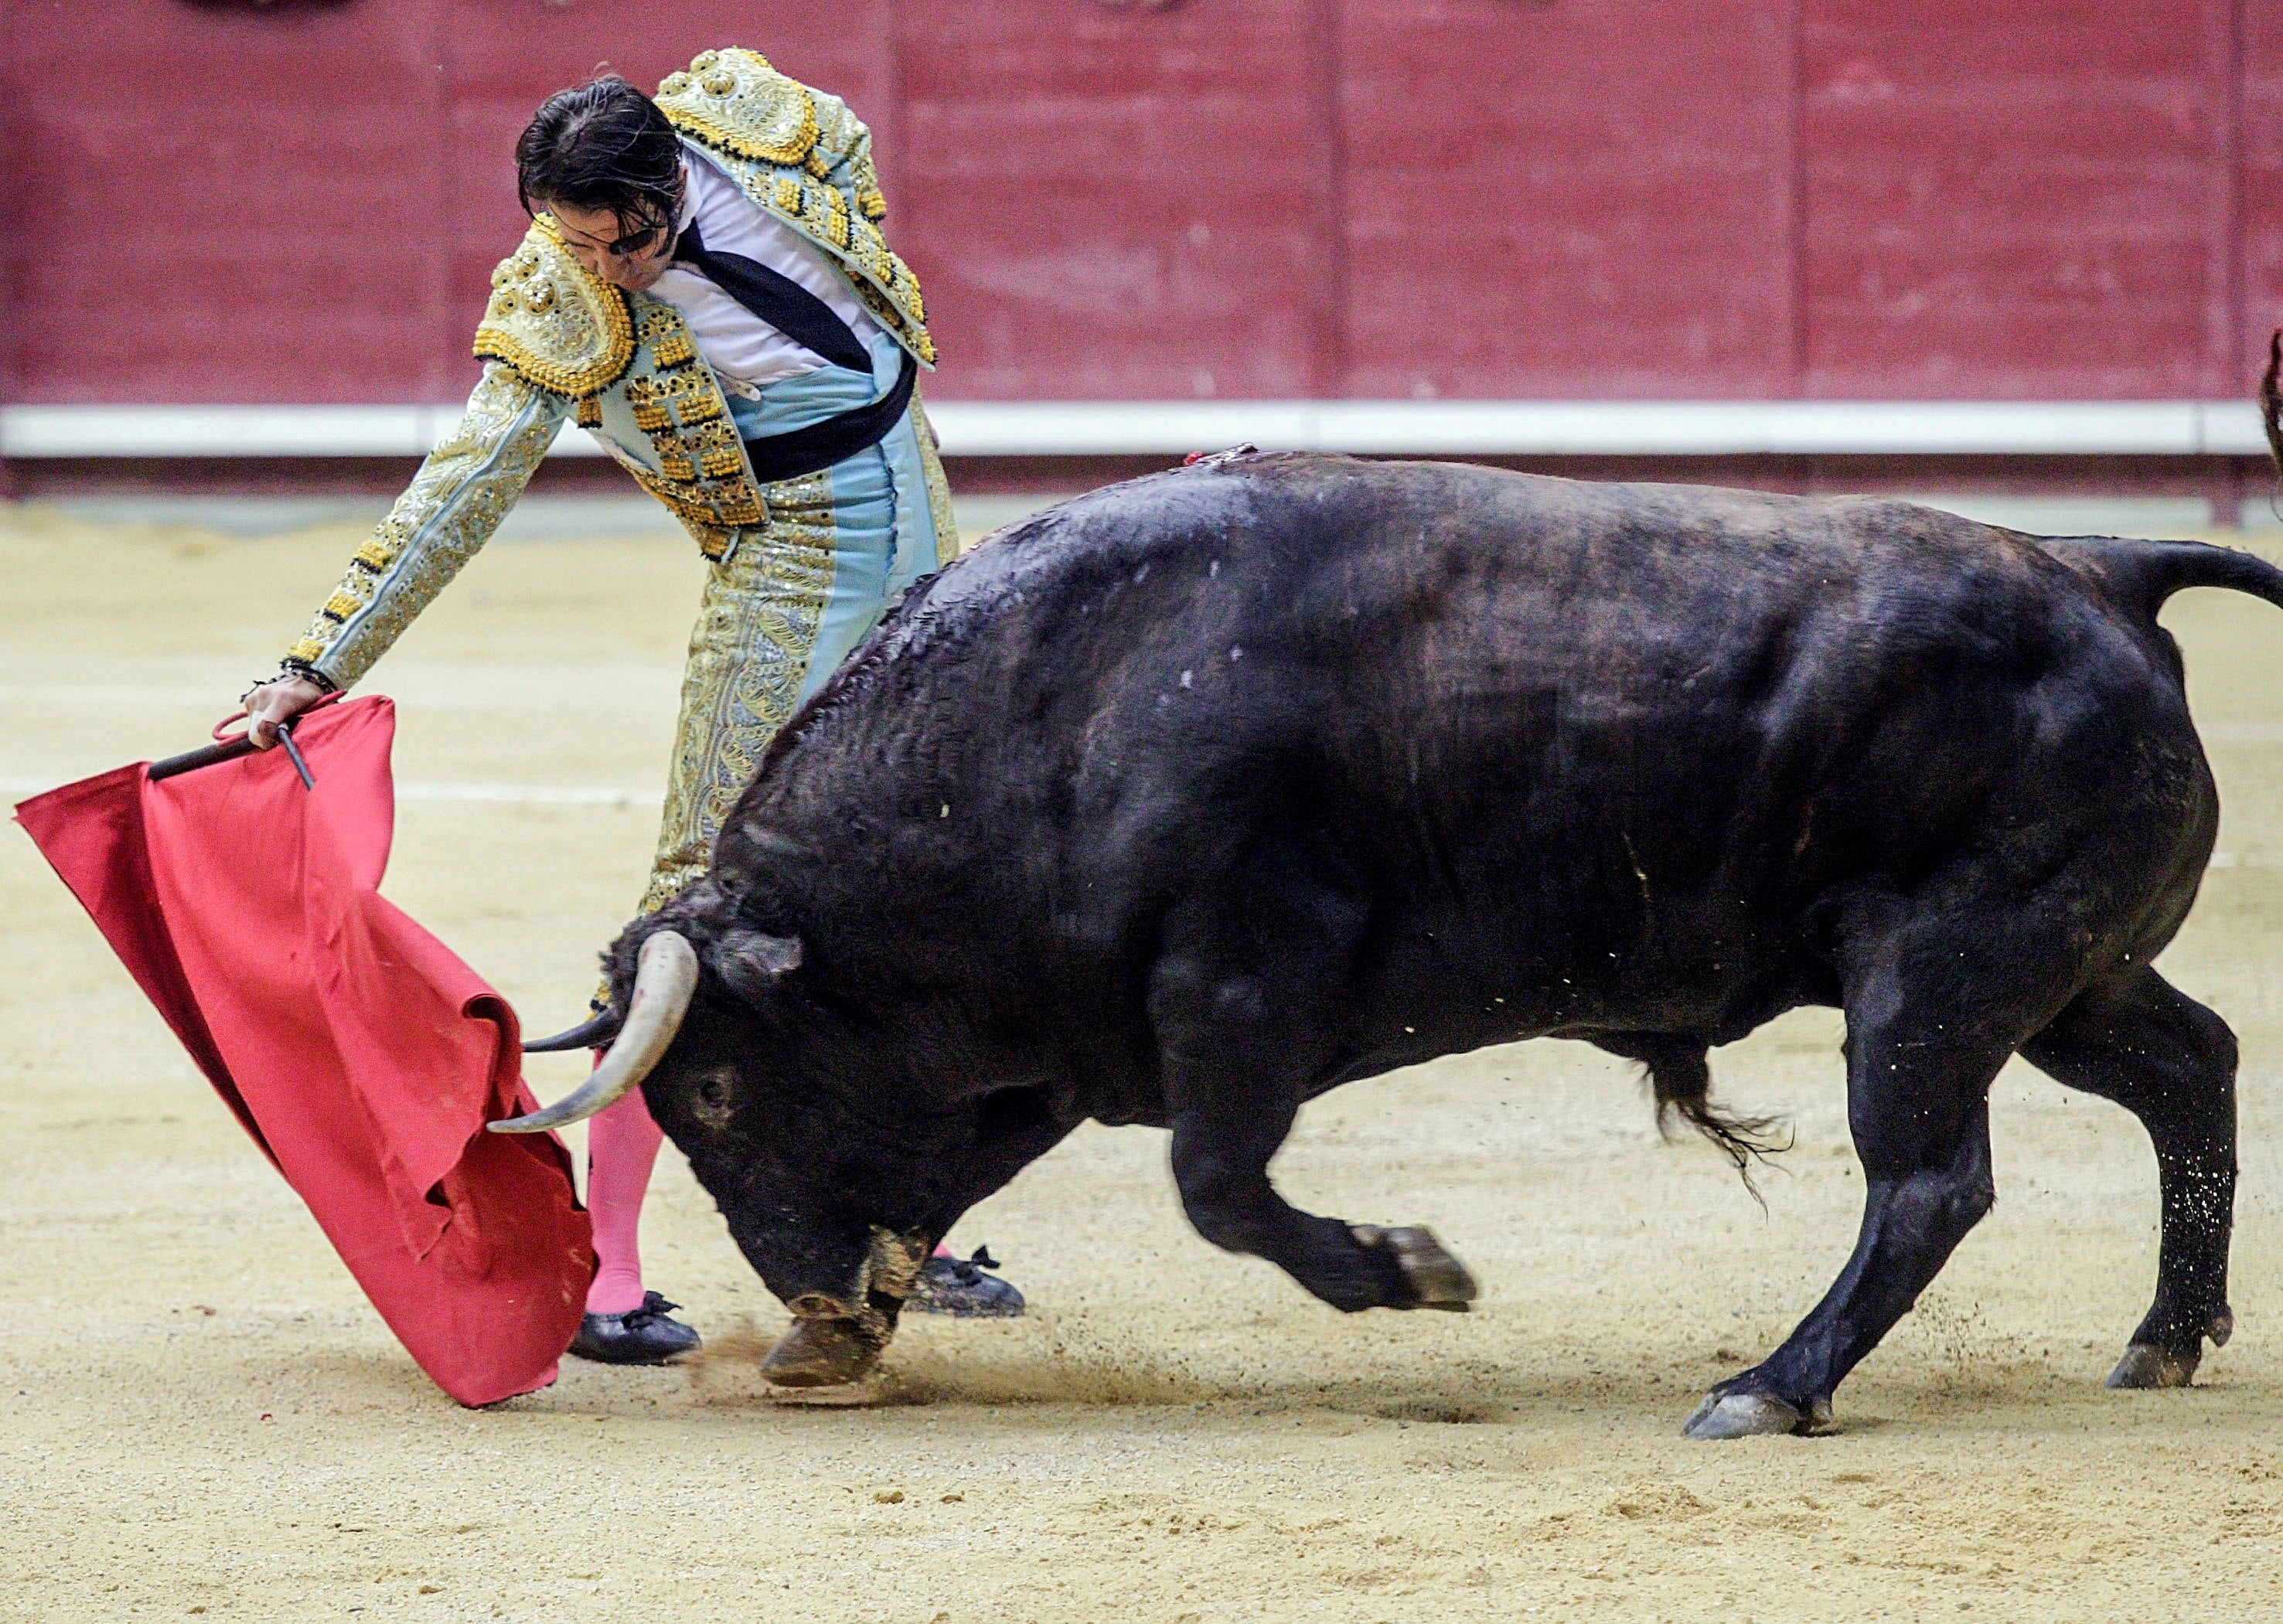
xmin=584 ymin=1089 xmax=664 ymax=1314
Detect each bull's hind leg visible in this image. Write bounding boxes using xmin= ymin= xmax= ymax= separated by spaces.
xmin=2022 ymin=966 xmax=2237 ymax=1388
xmin=1685 ymin=912 xmax=2066 ymax=1440
xmin=1150 ymin=841 xmax=1477 ymax=1315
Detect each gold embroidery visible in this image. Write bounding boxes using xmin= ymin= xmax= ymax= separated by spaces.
xmin=911 ymin=390 xmax=962 ymax=564
xmin=285 ymin=366 xmax=562 ymax=687
xmin=653 ymin=332 xmax=696 ymax=369
xmin=655 ymin=47 xmax=819 ymax=167
xmin=637 ymin=464 xmax=837 ymax=915
xmin=574 ymin=396 xmax=602 ymax=429
xmin=857 ymin=188 xmax=888 ymax=221
xmin=700 ymin=446 xmax=744 ymax=479
xmin=854 ymin=279 xmax=934 ymax=362
xmin=850 ymin=223 xmax=901 ymax=292
xmin=632 ymin=403 xmax=670 ymax=432
xmin=471 ymin=217 xmax=635 ymax=400
xmin=678 ymin=391 xmax=725 ymax=424
xmin=774 ymin=175 xmax=802 ymax=215
xmin=353 ymin=519 xmax=409 ymax=573
xmin=659 ymin=451 xmax=697 ymax=482
xmin=628 ymin=465 xmax=766 ymax=536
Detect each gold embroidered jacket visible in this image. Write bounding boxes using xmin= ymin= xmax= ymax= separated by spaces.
xmin=285 ymin=47 xmax=940 ymax=689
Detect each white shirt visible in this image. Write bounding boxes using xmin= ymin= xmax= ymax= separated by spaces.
xmin=649 ymin=141 xmax=884 ymax=389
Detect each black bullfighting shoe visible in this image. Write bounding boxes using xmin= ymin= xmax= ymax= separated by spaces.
xmin=567 ymin=1292 xmax=703 ymax=1365
xmin=906 ymin=1247 xmax=1027 ymax=1318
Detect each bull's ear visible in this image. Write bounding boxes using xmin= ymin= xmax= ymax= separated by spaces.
xmin=710 ymin=929 xmax=805 ymax=1002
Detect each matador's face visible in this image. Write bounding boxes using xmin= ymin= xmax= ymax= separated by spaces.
xmin=547 ymin=165 xmax=686 ymax=292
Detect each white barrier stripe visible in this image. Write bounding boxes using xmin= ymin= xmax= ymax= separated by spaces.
xmin=0 ymin=683 xmax=671 ymax=713
xmin=4 ymin=400 xmax=2275 ymax=459
xmin=394 ymin=781 xmax=662 ymax=806
xmin=2 ymin=774 xmax=659 ymax=807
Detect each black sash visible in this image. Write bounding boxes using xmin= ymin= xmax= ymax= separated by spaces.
xmin=739 ymin=351 xmax=917 ymax=483
xmin=673 ymin=216 xmax=917 ymax=484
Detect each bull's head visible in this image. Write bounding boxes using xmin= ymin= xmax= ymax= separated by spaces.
xmin=489 ymin=887 xmax=1042 ymax=1387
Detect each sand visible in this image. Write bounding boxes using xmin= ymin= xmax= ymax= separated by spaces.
xmin=2 ymin=499 xmax=2281 ymax=1622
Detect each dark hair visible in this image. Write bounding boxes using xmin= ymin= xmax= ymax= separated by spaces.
xmin=515 ymin=74 xmax=681 ymax=235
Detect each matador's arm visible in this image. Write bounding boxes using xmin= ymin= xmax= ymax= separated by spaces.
xmin=281 ymin=363 xmax=566 ymax=690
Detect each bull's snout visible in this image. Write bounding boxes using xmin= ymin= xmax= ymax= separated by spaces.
xmin=760 ymin=1311 xmax=890 ymax=1387
xmin=755 ymin=1228 xmax=929 ymax=1389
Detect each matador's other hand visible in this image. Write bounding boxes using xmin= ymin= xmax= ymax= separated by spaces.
xmin=242 ymin=675 xmax=329 ymax=750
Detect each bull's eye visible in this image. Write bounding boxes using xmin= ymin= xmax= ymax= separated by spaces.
xmin=693 ymin=1069 xmax=735 ymax=1128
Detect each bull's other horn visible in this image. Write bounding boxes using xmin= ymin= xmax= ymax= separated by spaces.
xmin=521 ymin=1007 xmax=624 ymax=1054
xmin=487 ymin=931 xmax=698 ymax=1134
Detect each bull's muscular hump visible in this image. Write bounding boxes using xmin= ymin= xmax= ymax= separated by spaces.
xmin=567 ymin=453 xmax=2281 ymax=1434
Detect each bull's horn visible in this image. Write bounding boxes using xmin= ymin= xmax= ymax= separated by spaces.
xmin=521 ymin=1007 xmax=623 ymax=1054
xmin=487 ymin=931 xmax=698 ymax=1134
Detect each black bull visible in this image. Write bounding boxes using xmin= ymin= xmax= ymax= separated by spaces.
xmin=506 ymin=452 xmax=2283 ymax=1438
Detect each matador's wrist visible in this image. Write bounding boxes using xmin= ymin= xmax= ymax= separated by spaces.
xmin=242 ymin=662 xmax=339 ymax=706
xmin=278 ymin=659 xmax=339 ymax=693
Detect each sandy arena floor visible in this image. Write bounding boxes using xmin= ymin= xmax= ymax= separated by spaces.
xmin=3 ymin=496 xmax=2281 ymax=1621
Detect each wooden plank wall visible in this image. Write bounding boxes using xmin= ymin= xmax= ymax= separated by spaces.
xmin=2 ymin=0 xmax=2274 ymax=407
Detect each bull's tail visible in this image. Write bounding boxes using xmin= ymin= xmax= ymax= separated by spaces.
xmin=2041 ymin=534 xmax=2283 ymax=624
xmin=2047 ymin=332 xmax=2283 ymax=618
xmin=1653 ymin=1061 xmax=1788 ymax=1184
xmin=1617 ymin=1037 xmax=1790 ymax=1189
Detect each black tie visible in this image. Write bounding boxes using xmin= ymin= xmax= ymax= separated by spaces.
xmin=672 ymin=216 xmax=875 ymax=376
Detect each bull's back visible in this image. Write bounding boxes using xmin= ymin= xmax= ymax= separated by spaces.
xmin=980 ymin=458 xmax=2123 ymax=848
xmin=757 ymin=457 xmax=2200 ymax=993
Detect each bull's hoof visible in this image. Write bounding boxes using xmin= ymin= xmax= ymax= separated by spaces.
xmin=1351 ymin=1224 xmax=1478 ymax=1311
xmin=1682 ymin=1390 xmax=1835 ymax=1440
xmin=2106 ymin=1343 xmax=2200 ymax=1389
xmin=760 ymin=1316 xmax=885 ymax=1388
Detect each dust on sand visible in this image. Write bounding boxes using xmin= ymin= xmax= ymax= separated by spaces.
xmin=3 ymin=504 xmax=2281 ymax=1621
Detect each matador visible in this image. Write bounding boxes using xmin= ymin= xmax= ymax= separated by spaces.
xmin=244 ymin=49 xmax=1025 ymax=1363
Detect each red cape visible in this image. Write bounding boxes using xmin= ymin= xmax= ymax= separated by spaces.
xmin=15 ymin=697 xmax=592 ymax=1406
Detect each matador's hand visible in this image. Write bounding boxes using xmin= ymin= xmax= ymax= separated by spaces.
xmin=241 ymin=675 xmax=329 ymax=750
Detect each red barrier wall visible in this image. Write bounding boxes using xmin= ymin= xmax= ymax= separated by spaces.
xmin=4 ymin=0 xmax=2278 ymax=407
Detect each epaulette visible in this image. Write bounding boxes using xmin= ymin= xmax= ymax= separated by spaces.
xmin=655 ymin=48 xmax=819 ymax=168
xmin=471 ymin=217 xmax=636 ymax=400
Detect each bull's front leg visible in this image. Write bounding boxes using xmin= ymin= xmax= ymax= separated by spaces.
xmin=1151 ymin=864 xmax=1475 ymax=1313
xmin=1167 ymin=1100 xmax=1477 ymax=1313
